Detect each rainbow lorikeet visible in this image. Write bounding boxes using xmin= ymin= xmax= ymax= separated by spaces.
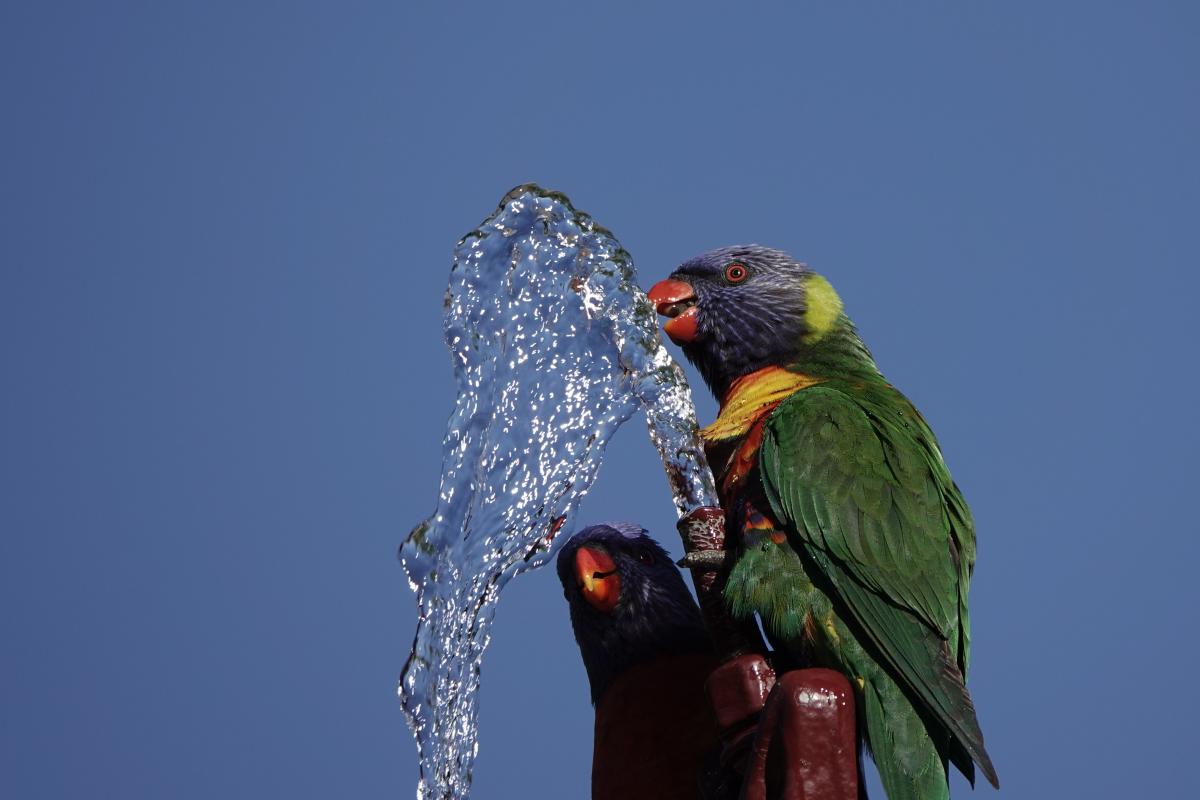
xmin=648 ymin=247 xmax=999 ymax=800
xmin=557 ymin=524 xmax=725 ymax=800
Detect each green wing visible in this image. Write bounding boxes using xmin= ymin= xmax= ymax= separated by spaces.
xmin=759 ymin=385 xmax=996 ymax=787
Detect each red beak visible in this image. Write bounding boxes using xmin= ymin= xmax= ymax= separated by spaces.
xmin=575 ymin=546 xmax=620 ymax=612
xmin=647 ymin=279 xmax=700 ymax=344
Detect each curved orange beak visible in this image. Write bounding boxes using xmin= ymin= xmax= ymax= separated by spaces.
xmin=647 ymin=279 xmax=700 ymax=344
xmin=574 ymin=545 xmax=620 ymax=612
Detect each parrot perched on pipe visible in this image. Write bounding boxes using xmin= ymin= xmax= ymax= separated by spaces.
xmin=648 ymin=247 xmax=998 ymax=800
xmin=556 ymin=523 xmax=725 ymax=800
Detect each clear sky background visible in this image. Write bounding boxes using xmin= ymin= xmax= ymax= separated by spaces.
xmin=3 ymin=2 xmax=1197 ymax=798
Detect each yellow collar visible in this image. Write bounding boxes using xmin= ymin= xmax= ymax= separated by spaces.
xmin=700 ymin=366 xmax=821 ymax=441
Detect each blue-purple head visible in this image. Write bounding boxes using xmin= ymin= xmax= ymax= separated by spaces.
xmin=556 ymin=523 xmax=710 ymax=703
xmin=648 ymin=245 xmax=838 ymax=398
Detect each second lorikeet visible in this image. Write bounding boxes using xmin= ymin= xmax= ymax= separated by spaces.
xmin=557 ymin=523 xmax=724 ymax=800
xmin=648 ymin=247 xmax=998 ymax=800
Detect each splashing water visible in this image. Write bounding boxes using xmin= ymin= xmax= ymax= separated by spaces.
xmin=399 ymin=185 xmax=718 ymax=798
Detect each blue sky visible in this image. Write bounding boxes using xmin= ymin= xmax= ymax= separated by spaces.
xmin=2 ymin=2 xmax=1197 ymax=797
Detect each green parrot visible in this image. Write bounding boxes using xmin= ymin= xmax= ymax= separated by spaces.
xmin=648 ymin=246 xmax=998 ymax=800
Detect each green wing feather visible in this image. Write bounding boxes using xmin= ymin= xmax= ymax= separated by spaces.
xmin=759 ymin=385 xmax=997 ymax=788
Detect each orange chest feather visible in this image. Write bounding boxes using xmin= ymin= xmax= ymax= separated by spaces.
xmin=700 ymin=366 xmax=821 ymax=499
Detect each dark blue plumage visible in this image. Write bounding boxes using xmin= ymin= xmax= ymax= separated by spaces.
xmin=666 ymin=246 xmax=814 ymax=397
xmin=556 ymin=523 xmax=711 ymax=704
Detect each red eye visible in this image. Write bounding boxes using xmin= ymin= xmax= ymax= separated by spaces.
xmin=724 ymin=262 xmax=749 ymax=283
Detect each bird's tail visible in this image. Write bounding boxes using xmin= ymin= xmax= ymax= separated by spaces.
xmin=861 ymin=677 xmax=950 ymax=800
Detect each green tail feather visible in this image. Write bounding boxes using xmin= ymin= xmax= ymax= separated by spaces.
xmin=862 ymin=677 xmax=949 ymax=800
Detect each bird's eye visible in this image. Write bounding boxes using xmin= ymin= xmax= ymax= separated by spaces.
xmin=637 ymin=551 xmax=654 ymax=565
xmin=724 ymin=262 xmax=749 ymax=283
